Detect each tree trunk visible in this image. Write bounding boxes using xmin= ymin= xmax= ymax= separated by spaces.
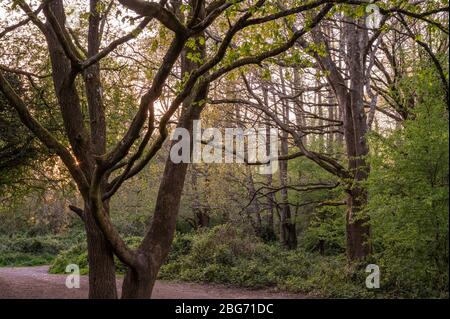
xmin=263 ymin=86 xmax=276 ymax=241
xmin=195 ymin=210 xmax=210 ymax=228
xmin=191 ymin=166 xmax=210 ymax=229
xmin=121 ymin=2 xmax=208 ymax=294
xmin=245 ymin=166 xmax=262 ymax=235
xmin=84 ymin=203 xmax=118 ymax=298
xmin=279 ymin=68 xmax=297 ymax=249
xmin=121 ymin=263 xmax=155 ymax=299
xmin=343 ymin=17 xmax=371 ymax=260
xmin=346 ymin=188 xmax=371 ymax=260
xmin=119 ymin=110 xmax=197 ymax=299
xmin=120 ymin=100 xmax=206 ymax=298
xmin=309 ymin=16 xmax=371 ymax=260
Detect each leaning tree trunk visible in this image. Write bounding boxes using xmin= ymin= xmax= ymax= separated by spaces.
xmin=121 ymin=2 xmax=208 ymax=295
xmin=120 ymin=99 xmax=206 ymax=298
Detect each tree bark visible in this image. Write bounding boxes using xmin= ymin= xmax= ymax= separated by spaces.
xmin=191 ymin=166 xmax=210 ymax=229
xmin=120 ymin=97 xmax=206 ymax=298
xmin=263 ymin=85 xmax=276 ymax=241
xmin=343 ymin=17 xmax=371 ymax=260
xmin=305 ymin=17 xmax=371 ymax=260
xmin=279 ymin=68 xmax=297 ymax=249
xmin=245 ymin=166 xmax=262 ymax=235
xmin=121 ymin=2 xmax=208 ymax=296
xmin=121 ymin=261 xmax=155 ymax=298
xmin=84 ymin=203 xmax=118 ymax=298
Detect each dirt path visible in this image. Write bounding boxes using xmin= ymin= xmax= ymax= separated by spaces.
xmin=0 ymin=266 xmax=307 ymax=299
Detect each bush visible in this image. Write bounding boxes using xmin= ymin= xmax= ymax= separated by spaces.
xmin=49 ymin=223 xmax=448 ymax=298
xmin=49 ymin=236 xmax=143 ymax=275
xmin=157 ymin=225 xmax=376 ymax=297
xmin=0 ymin=236 xmax=64 ymax=255
xmin=49 ymin=242 xmax=89 ymax=274
xmin=165 ymin=232 xmax=194 ymax=263
xmin=367 ymin=93 xmax=449 ymax=298
xmin=0 ymin=252 xmax=54 ymax=266
xmin=0 ymin=234 xmax=80 ymax=267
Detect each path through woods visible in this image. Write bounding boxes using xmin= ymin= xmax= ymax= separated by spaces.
xmin=0 ymin=266 xmax=308 ymax=299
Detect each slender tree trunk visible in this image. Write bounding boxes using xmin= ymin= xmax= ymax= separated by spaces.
xmin=317 ymin=79 xmax=324 ymax=150
xmin=245 ymin=166 xmax=262 ymax=235
xmin=293 ymin=68 xmax=307 ymax=145
xmin=309 ymin=16 xmax=371 ymax=260
xmin=279 ymin=68 xmax=297 ymax=249
xmin=265 ymin=129 xmax=275 ymax=240
xmin=191 ymin=166 xmax=210 ymax=228
xmin=336 ymin=15 xmax=345 ymax=150
xmin=327 ymin=88 xmax=335 ymax=153
xmin=278 ymin=145 xmax=297 ymax=249
xmin=234 ymin=98 xmax=262 ymax=235
xmin=265 ymin=174 xmax=275 ymax=240
xmin=262 ymin=84 xmax=275 ymax=240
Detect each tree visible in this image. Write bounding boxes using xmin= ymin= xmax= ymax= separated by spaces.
xmin=0 ymin=0 xmax=335 ymax=298
xmin=368 ymin=60 xmax=448 ymax=296
xmin=210 ymin=0 xmax=448 ymax=260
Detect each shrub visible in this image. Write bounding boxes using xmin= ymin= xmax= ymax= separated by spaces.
xmin=0 ymin=234 xmax=80 ymax=267
xmin=0 ymin=252 xmax=54 ymax=267
xmin=49 ymin=236 xmax=143 ymax=275
xmin=49 ymin=223 xmax=448 ymax=298
xmin=49 ymin=242 xmax=89 ymax=274
xmin=158 ymin=224 xmax=422 ymax=298
xmin=0 ymin=236 xmax=65 ymax=255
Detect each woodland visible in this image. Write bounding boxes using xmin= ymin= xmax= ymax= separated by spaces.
xmin=0 ymin=0 xmax=448 ymax=299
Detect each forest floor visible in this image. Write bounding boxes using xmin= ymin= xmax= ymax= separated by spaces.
xmin=0 ymin=266 xmax=308 ymax=299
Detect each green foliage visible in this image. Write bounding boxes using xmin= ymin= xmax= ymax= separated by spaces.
xmin=161 ymin=222 xmax=448 ymax=298
xmin=49 ymin=236 xmax=142 ymax=275
xmin=48 ymin=219 xmax=448 ymax=298
xmin=0 ymin=233 xmax=79 ymax=267
xmin=158 ymin=225 xmax=377 ymax=298
xmin=0 ymin=252 xmax=54 ymax=267
xmin=301 ymin=205 xmax=346 ymax=255
xmin=49 ymin=242 xmax=89 ymax=275
xmin=288 ymin=155 xmax=346 ymax=255
xmin=0 ymin=0 xmax=447 ymax=302
xmin=367 ymin=63 xmax=449 ymax=298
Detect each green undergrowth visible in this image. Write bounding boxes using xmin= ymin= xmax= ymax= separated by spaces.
xmin=0 ymin=231 xmax=83 ymax=267
xmin=48 ymin=224 xmax=393 ymax=298
xmin=6 ymin=223 xmax=446 ymax=298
